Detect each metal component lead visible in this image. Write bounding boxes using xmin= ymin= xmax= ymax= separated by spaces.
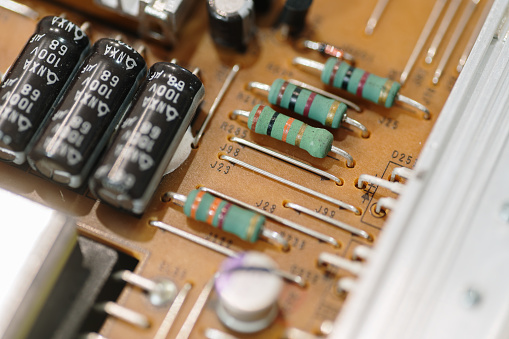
xmin=220 ymin=155 xmax=361 ymax=214
xmin=336 ymin=277 xmax=356 ymax=295
xmin=153 ymin=283 xmax=193 ymax=339
xmin=318 ymin=252 xmax=363 ymax=275
xmin=457 ymin=0 xmax=493 ymax=72
xmin=390 ymin=167 xmax=414 ymax=181
xmin=262 ymin=229 xmax=290 ymax=251
xmin=330 ymin=146 xmax=355 ymax=168
xmin=193 ymin=64 xmax=239 ymax=147
xmin=176 ymin=276 xmax=216 ymax=339
xmin=0 ymin=0 xmax=38 ymax=19
xmin=396 ymin=94 xmax=431 ymax=120
xmin=352 ymin=245 xmax=372 ymax=261
xmin=375 ymin=197 xmax=397 ymax=213
xmin=284 ymin=202 xmax=371 ymax=240
xmin=365 ymin=0 xmax=391 ymax=35
xmin=205 ymin=328 xmax=240 ymax=339
xmin=433 ymin=0 xmax=480 ymax=84
xmin=425 ymin=0 xmax=463 ymax=64
xmin=357 ymin=174 xmax=405 ymax=194
xmin=400 ymin=0 xmax=448 ymax=84
xmin=150 ymin=220 xmax=238 ymax=257
xmin=230 ymin=137 xmax=342 ymax=184
xmin=94 ymin=302 xmax=150 ymax=329
xmin=113 ymin=270 xmax=177 ymax=306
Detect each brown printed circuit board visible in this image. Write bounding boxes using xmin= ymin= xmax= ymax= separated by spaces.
xmin=0 ymin=0 xmax=491 ymax=338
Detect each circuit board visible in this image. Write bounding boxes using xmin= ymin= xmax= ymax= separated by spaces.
xmin=0 ymin=0 xmax=491 ymax=338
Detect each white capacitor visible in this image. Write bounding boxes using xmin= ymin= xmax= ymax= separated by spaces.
xmin=214 ymin=252 xmax=283 ymax=333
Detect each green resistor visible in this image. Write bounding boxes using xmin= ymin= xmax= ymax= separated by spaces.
xmin=166 ymin=190 xmax=288 ymax=249
xmin=246 ymin=78 xmax=369 ymax=137
xmin=233 ymin=104 xmax=354 ymax=167
xmin=292 ymin=57 xmax=431 ymax=119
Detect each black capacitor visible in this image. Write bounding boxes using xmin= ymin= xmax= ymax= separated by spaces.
xmin=27 ymin=38 xmax=147 ymax=188
xmin=254 ymin=0 xmax=273 ymax=13
xmin=0 ymin=16 xmax=90 ymax=164
xmin=279 ymin=0 xmax=313 ymax=36
xmin=89 ymin=62 xmax=204 ymax=214
xmin=207 ymin=0 xmax=255 ymax=51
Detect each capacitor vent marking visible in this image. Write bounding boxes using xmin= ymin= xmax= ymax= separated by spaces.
xmin=292 ymin=57 xmax=431 ymax=120
xmin=247 ymin=79 xmax=369 ymax=137
xmin=0 ymin=16 xmax=90 ymax=164
xmin=232 ymin=105 xmax=355 ymax=167
xmin=166 ymin=190 xmax=289 ymax=250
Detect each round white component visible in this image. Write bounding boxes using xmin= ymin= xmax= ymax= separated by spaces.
xmin=215 ymin=252 xmax=283 ymax=333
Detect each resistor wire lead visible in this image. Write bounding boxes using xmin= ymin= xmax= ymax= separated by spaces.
xmin=247 ymin=79 xmax=369 ymax=137
xmin=292 ymin=57 xmax=431 ymax=120
xmin=232 ymin=105 xmax=354 ymax=167
xmin=166 ymin=190 xmax=289 ymax=250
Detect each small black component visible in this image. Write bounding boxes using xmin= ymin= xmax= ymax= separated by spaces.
xmin=0 ymin=16 xmax=90 ymax=164
xmin=207 ymin=0 xmax=256 ymax=51
xmin=254 ymin=0 xmax=273 ymax=13
xmin=279 ymin=0 xmax=313 ymax=36
xmin=27 ymin=38 xmax=147 ymax=188
xmin=90 ymin=62 xmax=205 ymax=214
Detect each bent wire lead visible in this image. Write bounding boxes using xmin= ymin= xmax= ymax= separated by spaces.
xmin=230 ymin=137 xmax=342 ymax=184
xmin=292 ymin=57 xmax=431 ymax=119
xmin=284 ymin=201 xmax=371 ymax=240
xmin=220 ymin=155 xmax=361 ymax=214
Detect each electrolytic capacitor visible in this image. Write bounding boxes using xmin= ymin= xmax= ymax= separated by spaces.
xmin=27 ymin=38 xmax=147 ymax=188
xmin=207 ymin=0 xmax=256 ymax=51
xmin=293 ymin=57 xmax=431 ymax=119
xmin=233 ymin=104 xmax=354 ymax=167
xmin=278 ymin=0 xmax=313 ymax=36
xmin=166 ymin=189 xmax=288 ymax=249
xmin=247 ymin=78 xmax=369 ymax=136
xmin=0 ymin=16 xmax=90 ymax=164
xmin=215 ymin=252 xmax=283 ymax=333
xmin=89 ymin=62 xmax=204 ymax=214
